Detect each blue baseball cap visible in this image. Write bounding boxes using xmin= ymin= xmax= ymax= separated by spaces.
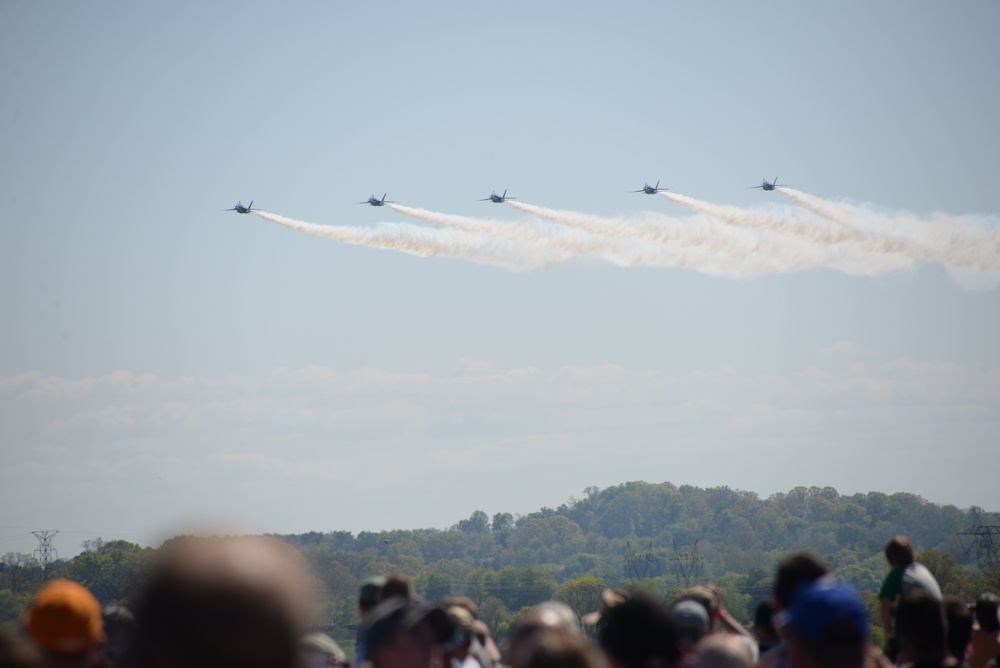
xmin=778 ymin=579 xmax=867 ymax=640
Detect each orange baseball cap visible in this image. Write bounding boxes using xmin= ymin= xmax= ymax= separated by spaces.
xmin=23 ymin=580 xmax=103 ymax=654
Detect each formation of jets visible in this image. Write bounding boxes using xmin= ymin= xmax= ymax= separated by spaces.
xmin=225 ymin=177 xmax=787 ymax=213
xmin=749 ymin=177 xmax=787 ymax=191
xmin=478 ymin=189 xmax=514 ymax=203
xmin=224 ymin=200 xmax=253 ymax=214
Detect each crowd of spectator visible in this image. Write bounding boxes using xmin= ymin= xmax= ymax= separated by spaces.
xmin=1 ymin=534 xmax=998 ymax=668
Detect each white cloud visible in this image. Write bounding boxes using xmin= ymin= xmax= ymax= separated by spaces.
xmin=821 ymin=340 xmax=875 ymax=358
xmin=1 ymin=358 xmax=997 ymax=555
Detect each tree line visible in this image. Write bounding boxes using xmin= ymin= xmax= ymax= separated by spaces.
xmin=3 ymin=482 xmax=998 ymax=649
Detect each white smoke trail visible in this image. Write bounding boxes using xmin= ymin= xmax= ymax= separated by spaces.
xmin=777 ymin=187 xmax=858 ymax=227
xmin=252 ymin=210 xmax=565 ymax=271
xmin=389 ymin=203 xmax=715 ymax=270
xmin=508 ymin=200 xmax=915 ymax=277
xmin=658 ymin=191 xmax=867 ymax=245
xmin=387 ymin=204 xmax=552 ymax=244
xmin=777 ymin=188 xmax=1000 ymax=275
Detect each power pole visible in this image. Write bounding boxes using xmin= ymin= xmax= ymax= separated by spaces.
xmin=624 ymin=540 xmax=662 ymax=581
xmin=33 ymin=530 xmax=58 ymax=577
xmin=958 ymin=509 xmax=1000 ymax=570
xmin=670 ymin=539 xmax=704 ymax=587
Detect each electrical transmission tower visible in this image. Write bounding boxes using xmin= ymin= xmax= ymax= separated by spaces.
xmin=958 ymin=509 xmax=1000 ymax=570
xmin=670 ymin=539 xmax=704 ymax=587
xmin=623 ymin=540 xmax=662 ymax=581
xmin=33 ymin=531 xmax=58 ymax=576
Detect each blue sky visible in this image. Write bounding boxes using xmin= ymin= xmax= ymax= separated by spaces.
xmin=1 ymin=1 xmax=998 ymax=558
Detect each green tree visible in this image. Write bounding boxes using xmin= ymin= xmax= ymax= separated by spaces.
xmin=0 ymin=589 xmax=32 ymax=624
xmin=0 ymin=553 xmax=42 ymax=594
xmin=65 ymin=538 xmax=152 ymax=606
xmin=552 ymin=576 xmax=607 ymax=622
xmin=458 ymin=511 xmax=491 ymax=534
xmin=495 ymin=566 xmax=557 ymax=611
xmin=918 ymin=549 xmax=974 ymax=599
xmin=423 ymin=571 xmax=453 ymax=602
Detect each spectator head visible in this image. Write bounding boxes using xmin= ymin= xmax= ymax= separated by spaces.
xmin=0 ymin=624 xmax=44 ymax=668
xmin=885 ymin=536 xmax=915 ymax=568
xmin=365 ymin=598 xmax=453 ymax=668
xmin=102 ymin=605 xmax=135 ymax=667
xmin=943 ymin=597 xmax=973 ymax=662
xmin=896 ymin=591 xmax=946 ymax=663
xmin=359 ymin=577 xmax=387 ymax=616
xmin=299 ymin=632 xmax=346 ymax=668
xmin=378 ymin=574 xmax=416 ymax=603
xmin=471 ymin=620 xmax=501 ymax=665
xmin=678 ymin=586 xmax=718 ymax=621
xmin=672 ymin=600 xmax=709 ymax=654
xmin=974 ymin=593 xmax=1000 ymax=633
xmin=773 ymin=551 xmax=831 ymax=612
xmin=443 ymin=597 xmax=478 ymax=619
xmin=445 ymin=606 xmax=474 ymax=652
xmin=582 ymin=589 xmax=628 ymax=632
xmin=753 ymin=601 xmax=778 ymax=644
xmin=22 ymin=580 xmax=103 ymax=660
xmin=780 ymin=579 xmax=866 ymax=668
xmin=522 ymin=631 xmax=609 ymax=668
xmin=693 ymin=634 xmax=754 ymax=668
xmin=132 ymin=535 xmax=311 ymax=668
xmin=507 ymin=602 xmax=582 ymax=668
xmin=598 ymin=593 xmax=680 ymax=668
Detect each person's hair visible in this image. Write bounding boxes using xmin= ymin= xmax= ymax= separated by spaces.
xmin=131 ymin=536 xmax=308 ymax=668
xmin=103 ymin=606 xmax=136 ymax=667
xmin=896 ymin=592 xmax=945 ymax=659
xmin=378 ymin=573 xmax=416 ymax=602
xmin=943 ymin=597 xmax=973 ymax=661
xmin=506 ymin=603 xmax=581 ymax=668
xmin=773 ymin=551 xmax=830 ymax=609
xmin=753 ymin=601 xmax=777 ymax=639
xmin=790 ymin=619 xmax=865 ymax=668
xmin=974 ymin=593 xmax=1000 ymax=633
xmin=677 ymin=587 xmax=716 ymax=620
xmin=885 ymin=536 xmax=915 ymax=567
xmin=598 ymin=594 xmax=680 ymax=668
xmin=443 ymin=597 xmax=478 ymax=618
xmin=523 ymin=632 xmax=609 ymax=668
xmin=693 ymin=634 xmax=754 ymax=668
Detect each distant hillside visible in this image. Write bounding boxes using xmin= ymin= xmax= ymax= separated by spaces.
xmin=4 ymin=482 xmax=998 ymax=643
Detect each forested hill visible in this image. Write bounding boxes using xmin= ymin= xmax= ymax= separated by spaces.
xmin=3 ymin=482 xmax=998 ymax=639
xmin=281 ymin=482 xmax=994 ymax=580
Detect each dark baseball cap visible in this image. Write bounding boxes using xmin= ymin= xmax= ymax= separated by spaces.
xmin=364 ymin=598 xmax=453 ymax=649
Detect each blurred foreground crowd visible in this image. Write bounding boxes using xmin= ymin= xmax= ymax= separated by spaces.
xmin=1 ymin=534 xmax=998 ymax=668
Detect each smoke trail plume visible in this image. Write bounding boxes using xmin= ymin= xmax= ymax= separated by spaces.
xmin=388 ymin=203 xmax=707 ymax=269
xmin=508 ymin=200 xmax=914 ymax=277
xmin=658 ymin=191 xmax=866 ymax=245
xmin=778 ymin=187 xmax=858 ymax=227
xmin=252 ymin=210 xmax=563 ymax=271
xmin=249 ymin=200 xmax=997 ymax=289
xmin=387 ymin=204 xmax=551 ymax=244
xmin=776 ymin=188 xmax=1000 ymax=275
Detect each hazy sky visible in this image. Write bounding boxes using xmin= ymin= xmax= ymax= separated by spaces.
xmin=2 ymin=1 xmax=998 ymax=559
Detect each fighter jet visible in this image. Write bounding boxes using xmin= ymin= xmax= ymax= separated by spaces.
xmin=478 ymin=189 xmax=514 ymax=203
xmin=631 ymin=181 xmax=668 ymax=194
xmin=750 ymin=177 xmax=787 ymax=191
xmin=359 ymin=193 xmax=394 ymax=206
xmin=224 ymin=201 xmax=253 ymax=214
